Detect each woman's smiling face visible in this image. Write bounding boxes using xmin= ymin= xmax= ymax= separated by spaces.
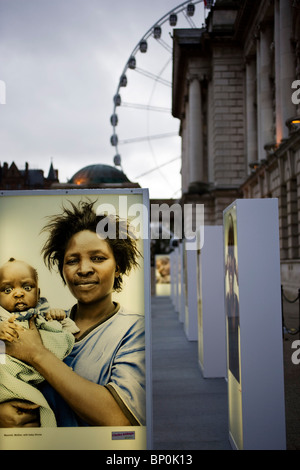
xmin=62 ymin=230 xmax=119 ymax=306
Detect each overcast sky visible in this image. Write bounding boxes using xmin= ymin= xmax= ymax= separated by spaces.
xmin=0 ymin=0 xmax=207 ymax=199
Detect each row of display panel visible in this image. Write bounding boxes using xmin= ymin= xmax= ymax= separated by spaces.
xmin=167 ymin=198 xmax=286 ymax=450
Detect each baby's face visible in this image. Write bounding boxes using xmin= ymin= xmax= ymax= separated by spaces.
xmin=0 ymin=261 xmax=39 ymax=312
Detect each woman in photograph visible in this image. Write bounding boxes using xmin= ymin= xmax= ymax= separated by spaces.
xmin=0 ymin=200 xmax=145 ymax=428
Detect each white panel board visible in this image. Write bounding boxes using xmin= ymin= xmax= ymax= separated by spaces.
xmin=224 ymin=199 xmax=286 ymax=450
xmin=184 ymin=241 xmax=198 ymax=341
xmin=197 ymin=226 xmax=227 ymax=378
xmin=178 ymin=243 xmax=185 ymax=323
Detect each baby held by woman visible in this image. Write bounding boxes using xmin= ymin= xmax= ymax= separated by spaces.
xmin=0 ymin=257 xmax=69 ymax=340
xmin=0 ymin=257 xmax=78 ymax=427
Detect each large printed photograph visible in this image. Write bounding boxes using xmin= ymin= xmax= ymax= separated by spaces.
xmin=155 ymin=255 xmax=170 ymax=296
xmin=224 ymin=206 xmax=240 ymax=384
xmin=0 ymin=189 xmax=150 ymax=450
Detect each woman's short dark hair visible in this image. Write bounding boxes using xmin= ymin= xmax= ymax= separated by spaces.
xmin=41 ymin=200 xmax=141 ymax=292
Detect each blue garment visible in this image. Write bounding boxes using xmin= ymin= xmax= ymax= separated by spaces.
xmin=40 ymin=305 xmax=145 ymax=427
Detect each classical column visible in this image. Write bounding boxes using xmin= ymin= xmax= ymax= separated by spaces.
xmin=256 ymin=35 xmax=263 ymax=162
xmin=259 ymin=23 xmax=274 ymax=156
xmin=181 ymin=116 xmax=189 ymax=194
xmin=207 ymin=79 xmax=214 ymax=183
xmin=286 ymin=176 xmax=298 ymax=259
xmin=246 ymin=57 xmax=258 ymax=170
xmin=279 ymin=0 xmax=296 ymax=139
xmin=274 ymin=0 xmax=283 ymax=143
xmin=188 ymin=76 xmax=204 ymax=188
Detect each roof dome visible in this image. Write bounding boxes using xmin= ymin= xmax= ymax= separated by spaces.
xmin=68 ymin=164 xmax=130 ymax=185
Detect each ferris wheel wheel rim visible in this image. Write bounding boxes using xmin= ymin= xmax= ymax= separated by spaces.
xmin=111 ymin=0 xmax=208 ymax=166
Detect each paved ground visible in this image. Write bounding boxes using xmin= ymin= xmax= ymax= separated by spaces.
xmin=151 ymin=294 xmax=300 ymax=450
xmin=151 ymin=296 xmax=231 ymax=450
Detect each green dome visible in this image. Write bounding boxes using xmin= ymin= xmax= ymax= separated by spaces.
xmin=68 ymin=164 xmax=130 ymax=185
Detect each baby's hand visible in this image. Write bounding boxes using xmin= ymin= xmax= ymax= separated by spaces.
xmin=0 ymin=315 xmax=20 ymax=343
xmin=45 ymin=309 xmax=66 ymax=322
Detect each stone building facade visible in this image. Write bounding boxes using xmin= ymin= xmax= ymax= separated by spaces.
xmin=172 ymin=0 xmax=300 ymax=293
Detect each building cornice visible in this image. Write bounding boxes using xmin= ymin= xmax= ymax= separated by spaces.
xmin=172 ymin=29 xmax=210 ymax=119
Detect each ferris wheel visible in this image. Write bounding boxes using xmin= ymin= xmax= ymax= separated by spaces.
xmin=110 ymin=0 xmax=213 ymax=198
